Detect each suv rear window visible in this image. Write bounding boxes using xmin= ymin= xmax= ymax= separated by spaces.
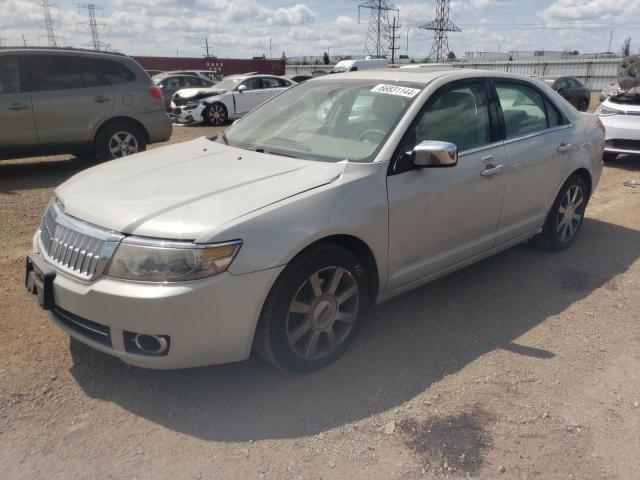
xmin=92 ymin=58 xmax=136 ymax=84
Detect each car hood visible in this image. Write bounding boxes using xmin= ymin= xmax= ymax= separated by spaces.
xmin=55 ymin=138 xmax=345 ymax=240
xmin=175 ymin=87 xmax=226 ymax=99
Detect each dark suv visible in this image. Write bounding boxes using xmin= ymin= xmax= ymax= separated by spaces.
xmin=0 ymin=48 xmax=172 ymax=160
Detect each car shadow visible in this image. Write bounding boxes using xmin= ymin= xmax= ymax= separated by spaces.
xmin=0 ymin=156 xmax=89 ymax=195
xmin=68 ymin=218 xmax=640 ymax=442
xmin=606 ymin=154 xmax=640 ymax=172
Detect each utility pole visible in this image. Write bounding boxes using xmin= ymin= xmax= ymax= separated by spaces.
xmin=390 ymin=16 xmax=401 ymax=64
xmin=77 ymin=4 xmax=110 ymax=51
xmin=22 ymin=35 xmax=27 ymax=47
xmin=35 ymin=0 xmax=59 ymax=47
xmin=358 ymin=0 xmax=399 ymax=58
xmin=608 ymin=30 xmax=614 ymax=53
xmin=419 ymin=0 xmax=461 ymax=61
xmin=202 ymin=37 xmax=210 ymax=57
xmin=269 ymin=36 xmax=272 ymax=58
xmin=406 ymin=25 xmax=410 ymax=57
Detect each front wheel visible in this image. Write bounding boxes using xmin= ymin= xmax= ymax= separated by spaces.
xmin=579 ymin=98 xmax=588 ymax=112
xmin=538 ymin=175 xmax=588 ymax=251
xmin=253 ymin=244 xmax=369 ymax=373
xmin=204 ymin=102 xmax=228 ymax=125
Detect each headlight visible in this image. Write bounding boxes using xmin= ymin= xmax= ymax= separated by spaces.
xmin=596 ymin=105 xmax=619 ymax=116
xmin=185 ymin=101 xmax=200 ymax=109
xmin=107 ymin=238 xmax=242 ymax=282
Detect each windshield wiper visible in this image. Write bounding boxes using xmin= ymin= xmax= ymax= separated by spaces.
xmin=254 ymin=146 xmax=299 ymax=159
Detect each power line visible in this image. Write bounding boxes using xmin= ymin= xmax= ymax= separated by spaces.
xmin=35 ymin=0 xmax=59 ymax=47
xmin=419 ymin=0 xmax=460 ymax=61
xmin=358 ymin=0 xmax=399 ymax=58
xmin=77 ymin=4 xmax=110 ymax=51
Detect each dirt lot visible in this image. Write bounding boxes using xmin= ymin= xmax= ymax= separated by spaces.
xmin=1 ymin=98 xmax=640 ymax=479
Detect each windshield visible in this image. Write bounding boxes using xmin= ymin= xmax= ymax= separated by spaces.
xmin=220 ymin=80 xmax=422 ymax=163
xmin=213 ymin=77 xmax=242 ymax=91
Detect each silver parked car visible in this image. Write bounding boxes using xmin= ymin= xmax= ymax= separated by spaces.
xmin=0 ymin=47 xmax=172 ymax=160
xmin=26 ymin=70 xmax=604 ymax=372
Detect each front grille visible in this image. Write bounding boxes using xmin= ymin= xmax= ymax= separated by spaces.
xmin=38 ymin=200 xmax=124 ymax=281
xmin=52 ymin=307 xmax=112 ymax=347
xmin=605 ymin=139 xmax=640 ymax=152
xmin=172 ymin=107 xmax=182 ymax=114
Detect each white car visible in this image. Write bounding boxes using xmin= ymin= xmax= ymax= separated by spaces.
xmin=26 ymin=69 xmax=604 ymax=373
xmin=596 ymin=92 xmax=640 ymax=161
xmin=170 ymin=74 xmax=296 ymax=125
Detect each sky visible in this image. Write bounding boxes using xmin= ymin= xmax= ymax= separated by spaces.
xmin=1 ymin=0 xmax=640 ymax=59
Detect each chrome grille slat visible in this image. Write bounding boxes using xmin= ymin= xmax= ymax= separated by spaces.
xmin=38 ymin=200 xmax=124 ymax=281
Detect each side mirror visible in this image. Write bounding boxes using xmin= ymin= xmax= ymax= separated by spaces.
xmin=409 ymin=141 xmax=458 ymax=168
xmin=237 ymin=84 xmax=247 ymax=93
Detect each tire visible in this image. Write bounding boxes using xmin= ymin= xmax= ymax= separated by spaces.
xmin=579 ymin=98 xmax=588 ymax=112
xmin=94 ymin=122 xmax=146 ymax=160
xmin=537 ymin=174 xmax=589 ymax=251
xmin=603 ymin=152 xmax=618 ymax=162
xmin=253 ymin=244 xmax=370 ymax=373
xmin=204 ymin=102 xmax=228 ymax=125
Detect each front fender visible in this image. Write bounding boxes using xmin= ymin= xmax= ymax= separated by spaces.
xmin=199 ymin=162 xmax=390 ymax=292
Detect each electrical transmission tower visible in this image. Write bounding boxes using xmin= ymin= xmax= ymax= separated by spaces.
xmin=419 ymin=0 xmax=461 ymax=61
xmin=358 ymin=0 xmax=399 ymax=58
xmin=35 ymin=0 xmax=60 ymax=47
xmin=77 ymin=4 xmax=110 ymax=51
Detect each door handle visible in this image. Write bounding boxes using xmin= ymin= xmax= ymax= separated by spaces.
xmin=481 ymin=155 xmax=494 ymax=164
xmin=93 ymin=96 xmax=110 ymax=104
xmin=481 ymin=164 xmax=503 ymax=177
xmin=8 ymin=102 xmax=29 ymax=111
xmin=557 ymin=143 xmax=574 ymax=153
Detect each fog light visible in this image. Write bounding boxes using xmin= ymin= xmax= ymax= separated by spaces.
xmin=123 ymin=331 xmax=170 ymax=356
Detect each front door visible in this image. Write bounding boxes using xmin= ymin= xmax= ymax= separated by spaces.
xmin=26 ymin=54 xmax=114 ymax=144
xmin=233 ymin=77 xmax=268 ymax=115
xmin=0 ymin=55 xmax=38 ymax=149
xmin=387 ymin=80 xmax=507 ymax=290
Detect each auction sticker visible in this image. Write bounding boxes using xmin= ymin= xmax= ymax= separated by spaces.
xmin=371 ymin=84 xmax=421 ymax=98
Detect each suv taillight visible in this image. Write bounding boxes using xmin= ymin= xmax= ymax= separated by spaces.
xmin=148 ymin=87 xmax=164 ymax=102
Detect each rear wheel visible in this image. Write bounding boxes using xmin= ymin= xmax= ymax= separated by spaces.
xmin=579 ymin=98 xmax=588 ymax=112
xmin=538 ymin=175 xmax=588 ymax=251
xmin=95 ymin=122 xmax=146 ymax=160
xmin=253 ymin=244 xmax=369 ymax=373
xmin=603 ymin=152 xmax=618 ymax=162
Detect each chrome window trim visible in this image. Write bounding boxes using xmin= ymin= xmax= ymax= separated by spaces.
xmin=502 ymin=123 xmax=573 ymax=146
xmin=459 ymin=140 xmax=506 ymax=157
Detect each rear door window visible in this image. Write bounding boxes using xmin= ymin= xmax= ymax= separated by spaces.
xmin=240 ymin=77 xmax=262 ymax=90
xmin=0 ymin=56 xmax=21 ymax=93
xmin=495 ymin=83 xmax=549 ymax=139
xmin=92 ymin=58 xmax=136 ymax=84
xmin=28 ymin=55 xmax=85 ymax=91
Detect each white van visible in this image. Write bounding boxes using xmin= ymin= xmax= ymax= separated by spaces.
xmin=332 ymin=58 xmax=389 ymax=72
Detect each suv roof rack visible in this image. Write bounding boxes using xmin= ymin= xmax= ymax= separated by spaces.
xmin=0 ymin=46 xmax=127 ymax=56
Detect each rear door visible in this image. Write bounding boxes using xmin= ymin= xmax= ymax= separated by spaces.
xmin=26 ymin=54 xmax=114 ymax=144
xmin=492 ymin=80 xmax=572 ymax=244
xmin=0 ymin=54 xmax=38 ymax=149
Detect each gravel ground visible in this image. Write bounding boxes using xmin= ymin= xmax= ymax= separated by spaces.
xmin=2 ymin=97 xmax=640 ymax=479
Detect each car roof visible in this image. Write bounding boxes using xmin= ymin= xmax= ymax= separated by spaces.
xmin=0 ymin=46 xmax=127 ymax=57
xmin=310 ymin=68 xmax=538 ymax=86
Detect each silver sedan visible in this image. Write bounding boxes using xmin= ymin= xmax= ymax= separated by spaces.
xmin=27 ymin=69 xmax=604 ymax=373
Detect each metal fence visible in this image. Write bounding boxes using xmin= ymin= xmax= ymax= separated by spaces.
xmin=453 ymin=57 xmax=622 ymax=90
xmin=286 ymin=57 xmax=623 ymax=90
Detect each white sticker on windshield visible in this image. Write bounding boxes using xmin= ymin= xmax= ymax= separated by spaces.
xmin=371 ymin=84 xmax=421 ymax=98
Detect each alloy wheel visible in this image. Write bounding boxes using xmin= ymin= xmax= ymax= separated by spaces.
xmin=108 ymin=131 xmax=139 ymax=158
xmin=286 ymin=266 xmax=359 ymax=361
xmin=207 ymin=104 xmax=226 ymax=125
xmin=556 ymin=184 xmax=584 ymax=242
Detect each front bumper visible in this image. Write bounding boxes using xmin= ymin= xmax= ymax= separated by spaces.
xmin=600 ymin=114 xmax=640 ymax=154
xmin=170 ymin=102 xmax=207 ymax=125
xmin=47 ymin=265 xmax=283 ymax=369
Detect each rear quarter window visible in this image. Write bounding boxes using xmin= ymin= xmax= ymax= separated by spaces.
xmin=92 ymin=58 xmax=136 ymax=84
